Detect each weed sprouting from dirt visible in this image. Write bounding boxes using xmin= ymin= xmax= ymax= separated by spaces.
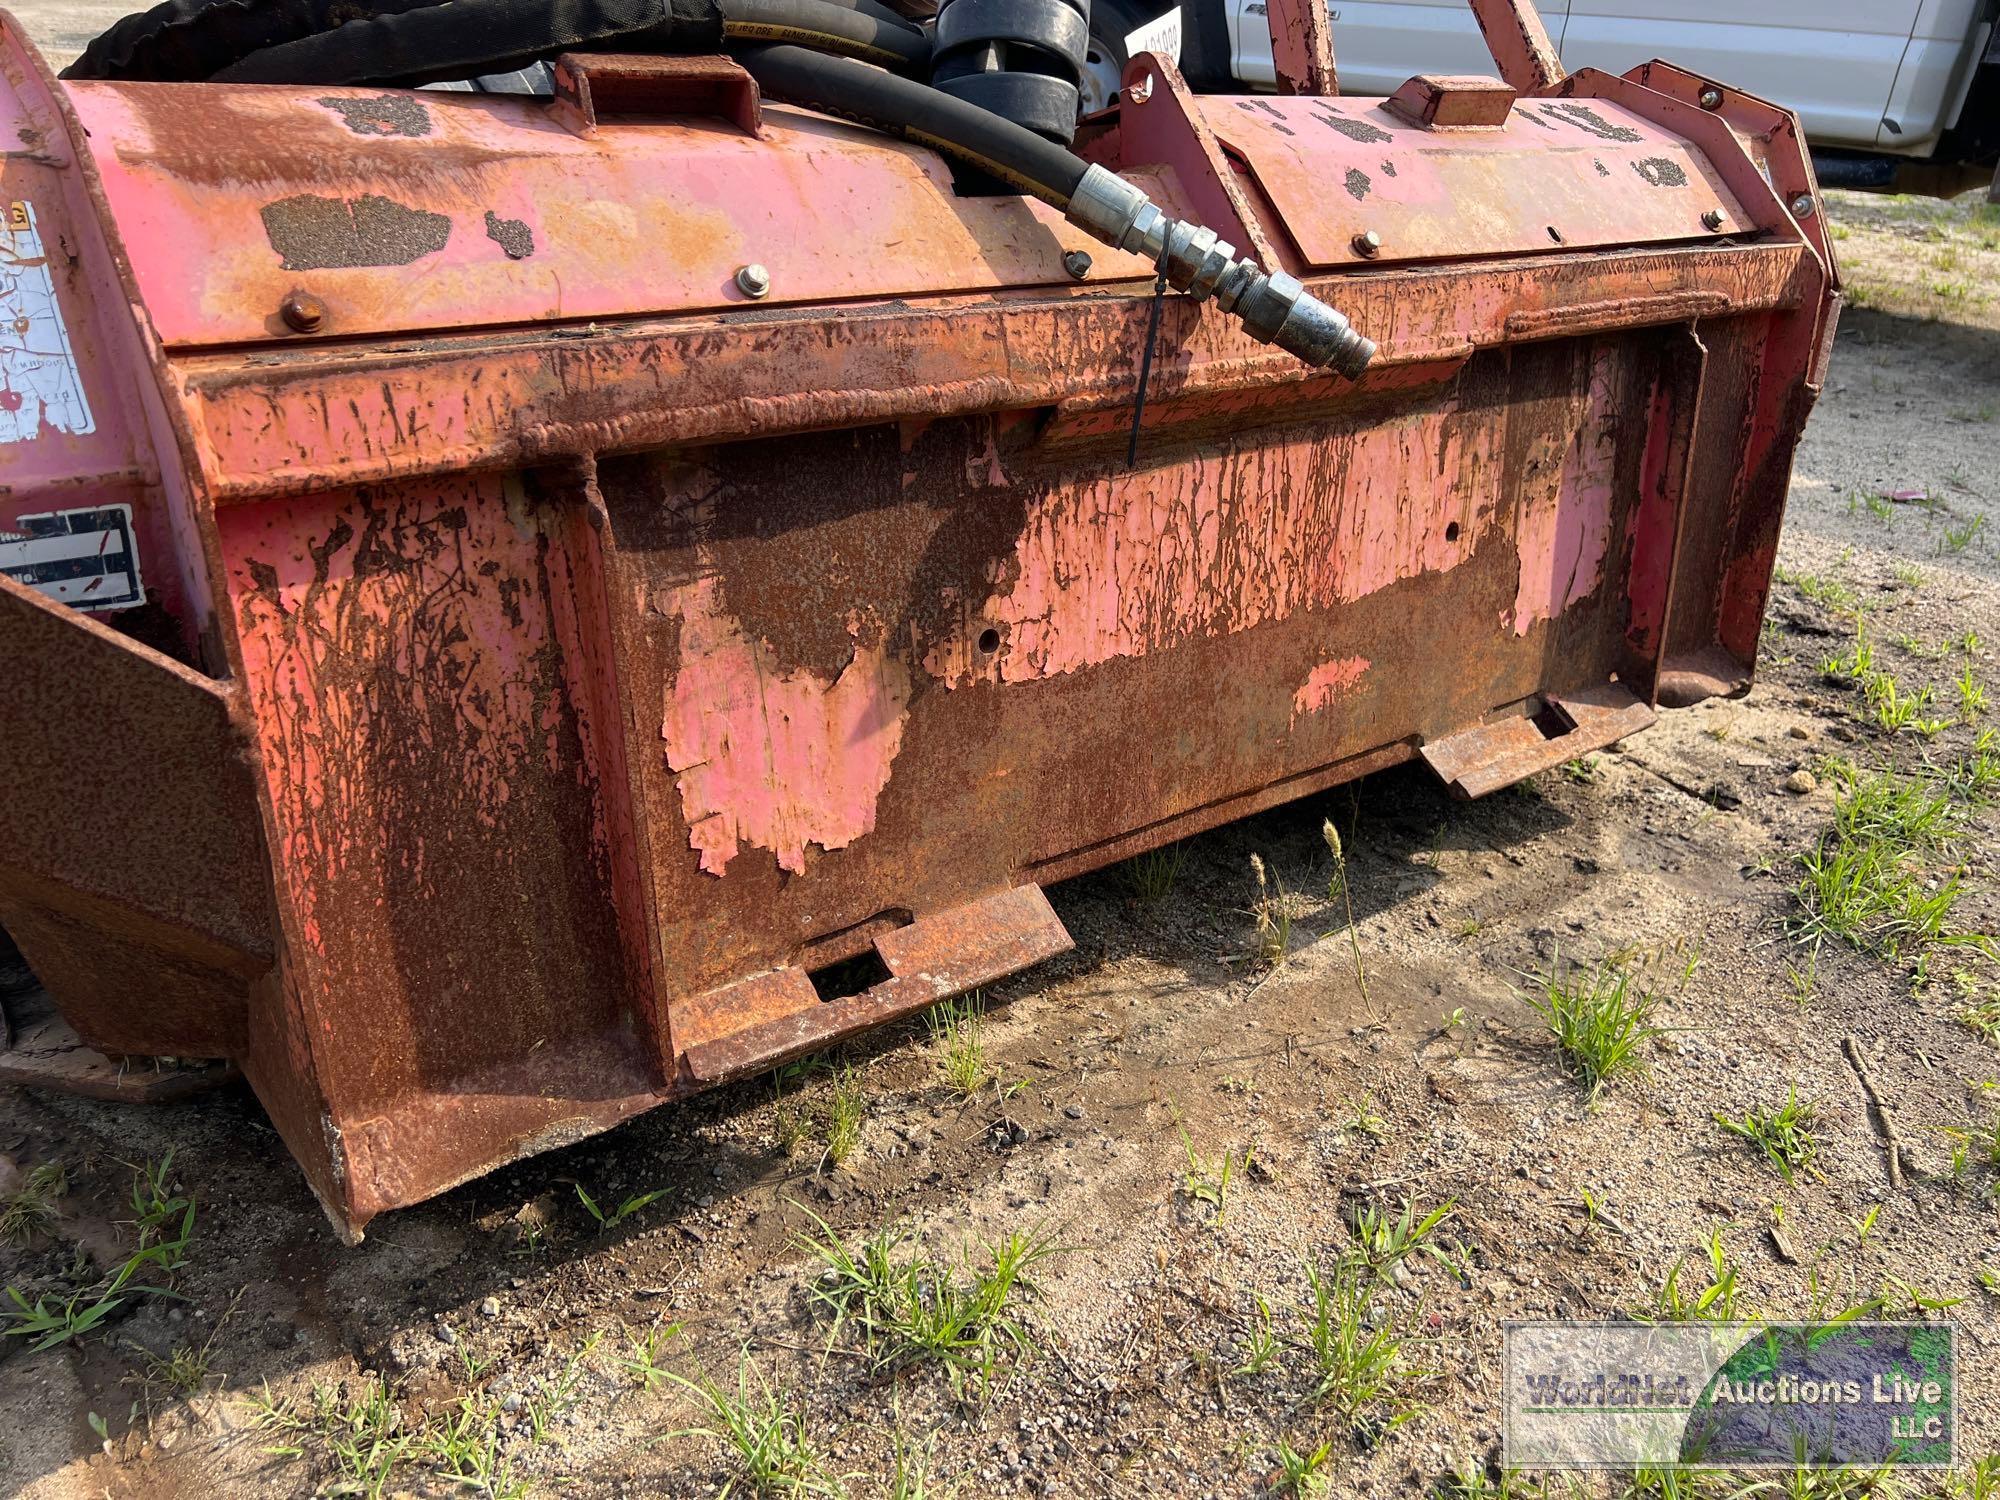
xmin=1864 ymin=670 xmax=1949 ymax=736
xmin=1338 ymin=1093 xmax=1390 ymax=1146
xmin=1230 ymin=1248 xmax=1430 ymax=1448
xmin=823 ymin=1067 xmax=866 ymax=1168
xmin=770 ymin=1056 xmax=869 ymax=1170
xmin=884 ymin=1422 xmax=950 ymax=1500
xmin=4 ymin=1164 xmax=195 ymax=1352
xmin=1250 ymin=853 xmax=1291 ymax=967
xmin=1322 ymin=818 xmax=1371 ymax=1012
xmin=1175 ymin=1125 xmax=1252 ymax=1224
xmin=1348 ymin=1196 xmax=1456 ymax=1281
xmin=1521 ymin=953 xmax=1665 ymax=1104
xmin=1438 ymin=1460 xmax=1555 ymax=1497
xmin=1641 ymin=1229 xmax=1743 ymax=1323
xmin=1121 ymin=843 xmax=1186 ymax=904
xmin=248 ymin=1333 xmax=606 ymax=1498
xmin=0 ymin=1160 xmax=66 ymax=1245
xmin=1713 ymin=1089 xmax=1822 ymax=1184
xmin=1792 ymin=764 xmax=1995 ymax=963
xmin=1958 ymin=663 xmax=1989 ymax=721
xmin=123 ymin=1153 xmax=194 ymax=1264
xmin=793 ymin=1206 xmax=1060 ymax=1395
xmin=572 ymin=1181 xmax=669 ymax=1234
xmin=1960 ymin=972 xmax=2000 ymax=1047
xmin=620 ymin=1319 xmax=684 ymax=1391
xmin=668 ymin=1355 xmax=840 ymax=1499
xmin=1270 ymin=1432 xmax=1337 ymax=1496
xmin=1299 ymin=1257 xmax=1425 ymax=1434
xmin=927 ymin=995 xmax=991 ymax=1099
xmin=1944 ymin=515 xmax=1989 ymax=556
xmin=127 ymin=1291 xmax=240 ymax=1406
xmin=248 ymin=1377 xmax=416 ymax=1500
xmin=1234 ymin=1292 xmax=1282 ymax=1378
xmin=1778 ymin=566 xmax=1861 ymax=612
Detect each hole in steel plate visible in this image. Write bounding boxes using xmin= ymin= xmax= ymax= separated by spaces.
xmin=977 ymin=627 xmax=1001 ymax=654
xmin=1444 ymin=521 xmax=1461 ymax=542
xmin=808 ymin=949 xmax=893 ymax=1003
xmin=1547 ymin=226 xmax=1564 ymax=244
xmin=1530 ymin=698 xmax=1579 ymax=741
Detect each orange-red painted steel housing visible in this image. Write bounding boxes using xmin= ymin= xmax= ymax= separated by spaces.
xmin=0 ymin=0 xmax=1838 ymax=1237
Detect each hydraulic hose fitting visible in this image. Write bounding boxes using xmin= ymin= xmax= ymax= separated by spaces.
xmin=1064 ymin=163 xmax=1376 ymax=379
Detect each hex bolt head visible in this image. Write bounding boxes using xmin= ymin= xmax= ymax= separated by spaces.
xmin=278 ymin=290 xmax=326 ymax=334
xmin=1352 ymin=229 xmax=1383 ymax=259
xmin=1790 ymin=193 xmax=1817 ymax=220
xmin=1702 ymin=209 xmax=1726 ymax=232
xmin=1062 ymin=249 xmax=1093 ymax=280
xmin=734 ymin=263 xmax=772 ymax=299
xmin=1698 ymin=86 xmax=1724 ymax=111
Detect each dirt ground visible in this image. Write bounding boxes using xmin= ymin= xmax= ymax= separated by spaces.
xmin=4 ymin=32 xmax=2000 ymax=1497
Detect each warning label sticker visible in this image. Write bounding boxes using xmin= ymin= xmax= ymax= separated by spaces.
xmin=1 ymin=200 xmax=94 ymax=444
xmin=0 ymin=505 xmax=145 ymax=612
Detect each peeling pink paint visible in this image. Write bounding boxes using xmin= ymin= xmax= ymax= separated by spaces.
xmin=927 ymin=407 xmax=1491 ymax=686
xmin=1292 ymin=655 xmax=1371 ymax=719
xmin=662 ymin=577 xmax=910 ymax=876
xmin=1511 ymin=348 xmax=1620 ymax=636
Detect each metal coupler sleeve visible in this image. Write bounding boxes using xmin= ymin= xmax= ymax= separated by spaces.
xmin=1064 ymin=162 xmax=1376 ymax=379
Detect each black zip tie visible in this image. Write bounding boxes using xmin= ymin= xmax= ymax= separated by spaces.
xmin=1126 ymin=259 xmax=1171 ymax=469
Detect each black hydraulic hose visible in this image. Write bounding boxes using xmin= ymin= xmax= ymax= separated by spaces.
xmin=214 ymin=0 xmax=687 ymax=83
xmin=721 ymin=0 xmax=928 ymax=72
xmin=212 ymin=0 xmax=922 ymax=85
xmin=67 ymin=0 xmax=452 ymax=79
xmin=734 ymin=42 xmax=1084 ymax=207
xmin=797 ymin=0 xmax=924 ymax=38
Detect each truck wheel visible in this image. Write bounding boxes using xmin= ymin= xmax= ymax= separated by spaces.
xmin=1079 ymin=0 xmax=1144 ymax=113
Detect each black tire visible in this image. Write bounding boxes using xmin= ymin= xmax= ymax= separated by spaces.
xmin=1077 ymin=0 xmax=1139 ymax=112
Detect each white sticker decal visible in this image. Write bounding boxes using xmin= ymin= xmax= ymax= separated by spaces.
xmin=0 ymin=504 xmax=144 ymax=611
xmin=1123 ymin=7 xmax=1182 ymax=64
xmin=1 ymin=200 xmax=94 ymax=444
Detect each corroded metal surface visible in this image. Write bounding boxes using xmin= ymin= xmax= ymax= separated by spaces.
xmin=71 ymin=79 xmax=1157 ymax=347
xmin=1467 ymin=0 xmax=1566 ymax=96
xmin=1201 ymin=88 xmax=1756 ymax=269
xmin=1418 ymin=680 xmax=1657 ymax=799
xmin=0 ymin=0 xmax=1840 ymax=1236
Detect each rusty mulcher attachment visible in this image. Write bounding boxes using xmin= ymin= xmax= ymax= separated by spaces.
xmin=0 ymin=0 xmax=1837 ymax=1237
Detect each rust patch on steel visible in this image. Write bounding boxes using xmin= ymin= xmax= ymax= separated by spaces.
xmin=1541 ymin=102 xmax=1643 ymax=143
xmin=1310 ymin=107 xmax=1394 ymax=145
xmin=1421 ymin=682 xmax=1655 ymax=799
xmin=679 ymin=886 xmax=1072 ymax=1083
xmin=483 ymin=210 xmax=534 ymax=260
xmin=221 ymin=475 xmax=632 ymax=1112
xmin=316 ymin=94 xmax=433 ymax=138
xmin=924 ymin=402 xmax=1496 ymax=689
xmin=1466 ymin=0 xmax=1566 ymax=94
xmin=1634 ymin=157 xmax=1689 ymax=188
xmin=260 ymin=194 xmax=451 ymax=272
xmin=1510 ymin=343 xmax=1622 ymax=635
xmin=1345 ymin=167 xmax=1372 ymax=201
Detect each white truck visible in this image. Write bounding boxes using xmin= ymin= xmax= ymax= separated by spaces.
xmin=1081 ymin=0 xmax=2000 ymax=196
